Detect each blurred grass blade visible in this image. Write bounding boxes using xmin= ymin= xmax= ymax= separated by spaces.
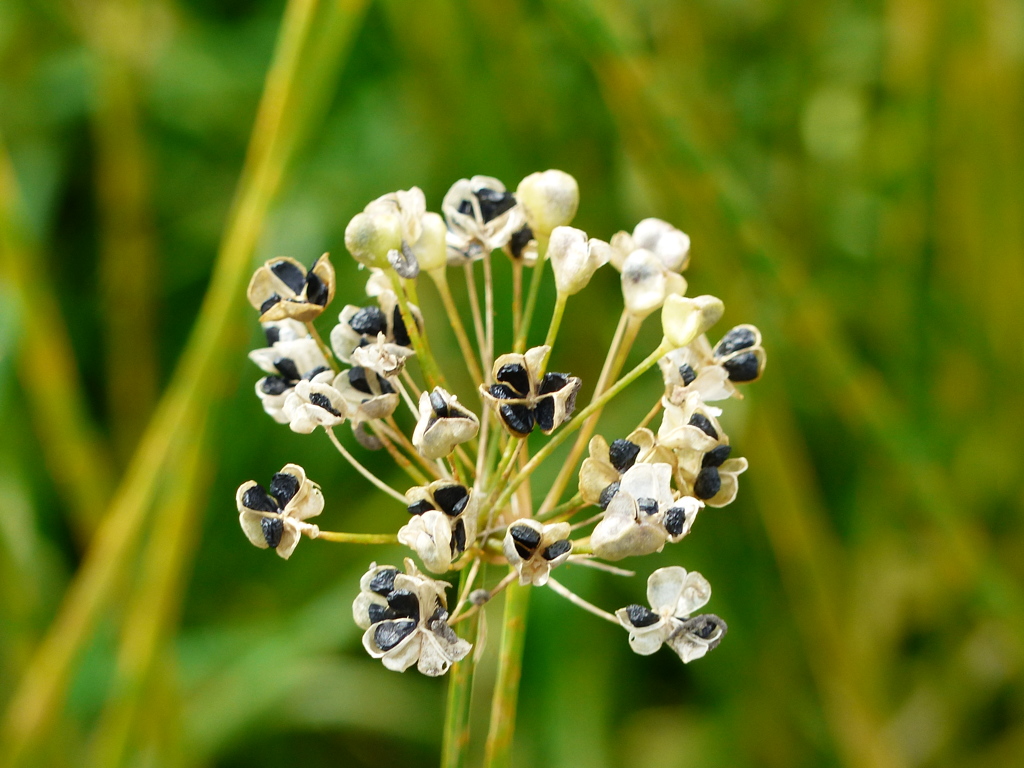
xmin=0 ymin=1 xmax=331 ymax=762
xmin=0 ymin=140 xmax=115 ymax=544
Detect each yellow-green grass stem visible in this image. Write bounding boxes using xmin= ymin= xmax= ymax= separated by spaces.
xmin=440 ymin=566 xmax=483 ymax=768
xmin=513 ymin=235 xmax=549 ymax=353
xmin=315 ymin=530 xmax=399 ymax=544
xmin=463 ymin=261 xmax=489 ymax=381
xmin=483 ymin=581 xmax=531 ymax=768
xmin=368 ymin=424 xmax=430 ymax=485
xmin=387 ymin=270 xmax=445 ymax=389
xmin=482 ymin=250 xmax=496 ymax=376
xmin=305 ymin=320 xmax=338 ymax=370
xmin=539 ymin=291 xmax=568 ymax=371
xmin=326 ymin=427 xmax=407 ymax=504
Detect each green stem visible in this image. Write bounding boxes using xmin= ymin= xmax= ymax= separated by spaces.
xmin=513 ymin=236 xmax=549 ymax=352
xmin=539 ymin=291 xmax=568 ymax=371
xmin=483 ymin=582 xmax=531 ymax=768
xmin=431 ymin=269 xmax=486 ymax=384
xmin=387 ymin=271 xmax=445 ymax=389
xmin=440 ymin=569 xmax=482 ymax=768
xmin=315 ymin=531 xmax=398 ymax=544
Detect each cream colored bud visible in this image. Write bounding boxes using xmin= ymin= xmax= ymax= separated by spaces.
xmin=411 ymin=212 xmax=448 ymax=273
xmin=661 ymin=294 xmax=725 ymax=348
xmin=345 ymin=211 xmax=402 ymax=268
xmin=516 ymin=169 xmax=579 ymax=237
xmin=548 ymin=226 xmax=611 ymax=295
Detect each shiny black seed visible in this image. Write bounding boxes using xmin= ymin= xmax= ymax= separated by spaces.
xmin=539 ymin=372 xmax=569 ymax=395
xmin=269 ymin=472 xmax=301 ymax=507
xmin=374 ymin=619 xmax=417 ymax=651
xmin=496 ymin=363 xmax=530 ymax=396
xmin=377 ymin=375 xmax=396 ymax=395
xmin=664 ymin=507 xmax=686 ymax=536
xmin=534 ymin=396 xmax=555 ymax=432
xmin=489 ymin=383 xmax=519 ymax=400
xmin=500 ymin=403 xmax=535 ymax=435
xmin=509 ymin=225 xmax=533 ymax=259
xmin=260 ymin=376 xmax=290 ymax=395
xmin=688 ymin=413 xmax=718 ymax=439
xmin=368 ymin=568 xmax=398 ymax=595
xmin=702 ymin=444 xmax=732 ymax=468
xmin=308 ymin=393 xmax=342 ymax=416
xmin=693 ymin=467 xmax=721 ymax=499
xmin=723 ymin=351 xmax=760 ymax=382
xmin=349 ymin=306 xmax=387 ymax=336
xmin=429 ymin=390 xmax=449 ymax=417
xmin=304 ymin=365 xmax=330 ymax=380
xmin=598 ymin=482 xmax=620 ymax=510
xmin=261 ymin=517 xmax=284 ymax=548
xmin=387 ymin=589 xmax=420 ymax=622
xmin=273 ymin=356 xmax=301 ymax=381
xmin=392 ymin=306 xmax=411 ymax=347
xmin=678 ymin=364 xmax=697 ymax=386
xmin=305 ymin=272 xmax=328 ymax=306
xmin=625 ymin=604 xmax=660 ymax=627
xmin=714 ymin=326 xmax=757 ymax=357
xmin=407 ymin=499 xmax=435 ymax=516
xmin=243 ymin=484 xmax=279 ymax=513
xmin=259 ymin=294 xmax=281 ymax=314
xmin=637 ymin=497 xmax=660 ymax=516
xmin=609 ymin=439 xmax=642 ymax=473
xmin=475 ymin=188 xmax=516 ymax=222
xmin=368 ymin=603 xmax=397 ymax=624
xmin=270 ymin=260 xmax=306 ymax=293
xmin=434 ymin=484 xmax=469 ymax=516
xmin=542 ymin=539 xmax=571 ymax=561
xmin=348 ymin=367 xmax=372 ymax=394
xmin=510 ymin=524 xmax=541 ymax=560
xmin=264 ymin=326 xmax=282 ymax=345
xmin=457 ymin=199 xmax=474 ymax=216
xmin=450 ymin=518 xmax=467 ymax=555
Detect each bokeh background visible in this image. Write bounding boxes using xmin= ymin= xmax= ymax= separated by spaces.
xmin=1 ymin=0 xmax=1022 ymax=766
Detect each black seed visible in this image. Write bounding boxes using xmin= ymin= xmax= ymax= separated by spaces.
xmin=688 ymin=413 xmax=718 ymax=439
xmin=429 ymin=390 xmax=449 ymax=418
xmin=637 ymin=497 xmax=660 ymax=516
xmin=723 ymin=351 xmax=760 ymax=382
xmin=407 ymin=499 xmax=435 ymax=516
xmin=678 ymin=364 xmax=697 ymax=386
xmin=609 ymin=439 xmax=642 ymax=473
xmin=349 ymin=306 xmax=387 ymax=336
xmin=261 ymin=517 xmax=283 ymax=548
xmin=714 ymin=326 xmax=757 ymax=357
xmin=303 ymin=365 xmax=330 ymax=380
xmin=305 ymin=272 xmax=328 ymax=305
xmin=391 ymin=306 xmax=411 ymax=347
xmin=368 ymin=568 xmax=398 ymax=595
xmin=509 ymin=225 xmax=533 ymax=259
xmin=702 ymin=445 xmax=732 ymax=468
xmin=457 ymin=199 xmax=474 ymax=216
xmin=510 ymin=524 xmax=541 ymax=559
xmin=264 ymin=326 xmax=282 ymax=345
xmin=368 ymin=603 xmax=397 ymax=624
xmin=308 ymin=392 xmax=342 ymax=417
xmin=273 ymin=356 xmax=301 ymax=381
xmin=434 ymin=484 xmax=469 ymax=516
xmin=260 ymin=376 xmax=290 ymax=395
xmin=489 ymin=383 xmax=520 ymax=400
xmin=377 ymin=375 xmax=396 ymax=395
xmin=475 ymin=188 xmax=516 ymax=222
xmin=598 ymin=482 xmax=620 ymax=510
xmin=539 ymin=372 xmax=570 ymax=395
xmin=387 ymin=589 xmax=420 ymax=622
xmin=348 ymin=367 xmax=372 ymax=394
xmin=500 ymin=403 xmax=535 ymax=436
xmin=496 ymin=363 xmax=530 ymax=396
xmin=269 ymin=472 xmax=301 ymax=507
xmin=259 ymin=294 xmax=281 ymax=314
xmin=270 ymin=260 xmax=306 ymax=294
xmin=243 ymin=484 xmax=279 ymax=513
xmin=625 ymin=604 xmax=660 ymax=627
xmin=664 ymin=507 xmax=686 ymax=536
xmin=542 ymin=539 xmax=572 ymax=561
xmin=534 ymin=396 xmax=555 ymax=432
xmin=450 ymin=518 xmax=467 ymax=555
xmin=694 ymin=467 xmax=721 ymax=499
xmin=374 ymin=619 xmax=417 ymax=651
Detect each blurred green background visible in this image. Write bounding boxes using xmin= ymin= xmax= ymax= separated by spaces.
xmin=1 ymin=0 xmax=1022 ymax=766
